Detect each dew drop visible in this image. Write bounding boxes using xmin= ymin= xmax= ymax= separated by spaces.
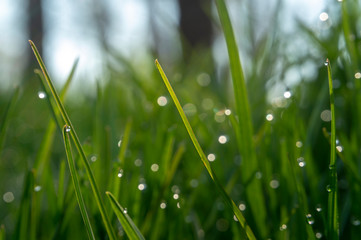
xmin=306 ymin=213 xmax=315 ymax=225
xmin=320 ymin=12 xmax=329 ymax=21
xmin=266 ymin=114 xmax=274 ymax=121
xmin=270 ymin=179 xmax=280 ymax=189
xmin=326 ymin=185 xmax=333 ymax=193
xmin=38 ymin=91 xmax=46 ymax=99
xmin=117 ymin=140 xmax=122 ymax=147
xmin=90 ymin=155 xmax=97 ymax=162
xmin=324 ymin=59 xmax=329 ymax=66
xmin=134 ymin=159 xmax=142 ymax=167
xmin=173 ymin=193 xmax=179 ymax=200
xmin=336 ymin=146 xmax=343 ymax=152
xmin=297 ymin=157 xmax=306 ymax=167
xmin=157 ymin=96 xmax=168 ymax=106
xmin=160 ymin=201 xmax=167 ymax=209
xmin=138 ymin=183 xmax=146 ymax=191
xmin=315 ymin=232 xmax=323 ymax=239
xmin=34 ymin=185 xmax=42 ymax=192
xmin=123 ymin=208 xmax=128 ymax=214
xmin=224 ymin=109 xmax=232 ymax=116
xmin=218 ymin=135 xmax=228 ymax=144
xmin=355 ymin=72 xmax=361 ymax=79
xmin=207 ymin=153 xmax=216 ymax=162
xmin=3 ymin=192 xmax=14 ymax=203
xmin=233 ymin=215 xmax=238 ymax=222
xmin=238 ymin=202 xmax=246 ymax=211
xmin=283 ymin=91 xmax=292 ymax=99
xmin=65 ymin=125 xmax=71 ymax=132
xmin=296 ymin=141 xmax=303 ymax=148
xmin=177 ymin=202 xmax=181 ymax=208
xmin=117 ymin=169 xmax=124 ymax=178
xmin=315 ymin=204 xmax=322 ymax=212
xmin=151 ymin=163 xmax=159 ymax=172
xmin=280 ymin=224 xmax=287 ymax=231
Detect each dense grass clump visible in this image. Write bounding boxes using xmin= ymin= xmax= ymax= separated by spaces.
xmin=1 ymin=0 xmax=361 ymax=239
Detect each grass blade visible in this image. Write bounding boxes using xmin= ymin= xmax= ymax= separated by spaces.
xmin=214 ymin=0 xmax=266 ymax=236
xmin=0 ymin=86 xmax=20 ymax=151
xmin=155 ymin=59 xmax=256 ymax=240
xmin=62 ymin=125 xmax=95 ymax=240
xmin=106 ymin=191 xmax=145 ymax=240
xmin=29 ymin=40 xmax=116 ymax=240
xmin=325 ymin=59 xmax=339 ymax=239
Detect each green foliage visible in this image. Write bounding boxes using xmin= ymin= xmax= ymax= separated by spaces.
xmin=1 ymin=0 xmax=361 ymax=239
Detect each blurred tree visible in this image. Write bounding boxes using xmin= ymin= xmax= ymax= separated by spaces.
xmin=177 ymin=0 xmax=213 ymax=59
xmin=27 ymin=0 xmax=43 ymax=70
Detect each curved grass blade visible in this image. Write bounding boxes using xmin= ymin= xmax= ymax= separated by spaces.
xmin=0 ymin=224 xmax=5 ymax=240
xmin=325 ymin=59 xmax=339 ymax=239
xmin=29 ymin=40 xmax=116 ymax=240
xmin=214 ymin=0 xmax=267 ymax=236
xmin=155 ymin=59 xmax=256 ymax=240
xmin=62 ymin=125 xmax=95 ymax=240
xmin=106 ymin=191 xmax=145 ymax=240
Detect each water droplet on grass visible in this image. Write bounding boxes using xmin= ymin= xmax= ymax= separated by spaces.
xmin=224 ymin=109 xmax=232 ymax=115
xmin=306 ymin=213 xmax=315 ymax=225
xmin=315 ymin=232 xmax=323 ymax=239
xmin=238 ymin=202 xmax=246 ymax=211
xmin=117 ymin=169 xmax=124 ymax=178
xmin=320 ymin=12 xmax=329 ymax=21
xmin=117 ymin=140 xmax=122 ymax=147
xmin=207 ymin=153 xmax=216 ymax=162
xmin=138 ymin=183 xmax=146 ymax=191
xmin=352 ymin=217 xmax=361 ymax=226
xmin=157 ymin=96 xmax=168 ymax=106
xmin=315 ymin=204 xmax=322 ymax=212
xmin=123 ymin=208 xmax=127 ymax=214
xmin=270 ymin=179 xmax=280 ymax=189
xmin=3 ymin=192 xmax=14 ymax=203
xmin=283 ymin=91 xmax=292 ymax=99
xmin=160 ymin=202 xmax=167 ymax=209
xmin=34 ymin=185 xmax=42 ymax=192
xmin=173 ymin=193 xmax=179 ymax=200
xmin=324 ymin=59 xmax=329 ymax=66
xmin=38 ymin=91 xmax=46 ymax=99
xmin=266 ymin=114 xmax=274 ymax=121
xmin=65 ymin=126 xmax=71 ymax=132
xmin=326 ymin=185 xmax=333 ymax=192
xmin=134 ymin=159 xmax=142 ymax=167
xmin=151 ymin=163 xmax=159 ymax=172
xmin=280 ymin=224 xmax=287 ymax=231
xmin=296 ymin=141 xmax=303 ymax=148
xmin=218 ymin=135 xmax=228 ymax=144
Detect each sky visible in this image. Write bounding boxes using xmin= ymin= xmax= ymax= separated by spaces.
xmin=0 ymin=0 xmax=327 ymax=90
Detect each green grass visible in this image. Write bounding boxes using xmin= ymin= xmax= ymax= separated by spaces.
xmin=1 ymin=0 xmax=361 ymax=239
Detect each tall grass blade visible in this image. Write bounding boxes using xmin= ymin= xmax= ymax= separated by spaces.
xmin=214 ymin=0 xmax=266 ymax=236
xmin=106 ymin=191 xmax=145 ymax=240
xmin=62 ymin=125 xmax=95 ymax=240
xmin=155 ymin=59 xmax=256 ymax=240
xmin=29 ymin=40 xmax=116 ymax=240
xmin=0 ymin=86 xmax=20 ymax=151
xmin=325 ymin=59 xmax=339 ymax=239
xmin=0 ymin=225 xmax=5 ymax=240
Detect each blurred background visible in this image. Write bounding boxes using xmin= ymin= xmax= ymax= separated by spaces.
xmin=3 ymin=0 xmax=361 ymax=239
xmin=1 ymin=0 xmax=325 ymax=91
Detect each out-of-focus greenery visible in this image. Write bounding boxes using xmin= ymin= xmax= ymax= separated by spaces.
xmin=1 ymin=0 xmax=361 ymax=239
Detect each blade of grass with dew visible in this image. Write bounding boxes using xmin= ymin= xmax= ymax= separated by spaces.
xmin=325 ymin=58 xmax=339 ymax=239
xmin=155 ymin=59 xmax=256 ymax=240
xmin=29 ymin=40 xmax=116 ymax=240
xmin=113 ymin=117 xmax=132 ymax=201
xmin=106 ymin=191 xmax=145 ymax=240
xmin=62 ymin=125 xmax=95 ymax=240
xmin=0 ymin=86 xmax=20 ymax=151
xmin=214 ymin=0 xmax=267 ymax=236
